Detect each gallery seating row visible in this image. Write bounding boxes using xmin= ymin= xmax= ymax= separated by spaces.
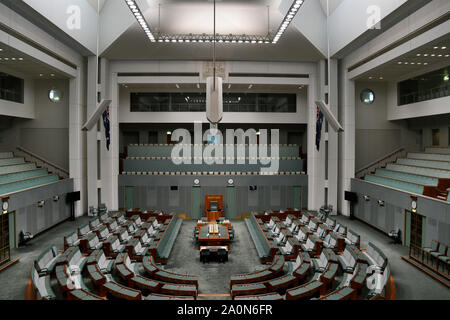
xmin=241 ymin=210 xmax=391 ymax=300
xmin=142 ymin=255 xmax=199 ymax=287
xmin=31 ymin=209 xmax=194 ymax=301
xmin=230 ymin=255 xmax=285 ymax=287
xmin=245 ymin=214 xmax=278 ymax=263
xmin=231 ymin=273 xmax=298 ymax=299
xmin=122 ymin=171 xmax=305 ymax=176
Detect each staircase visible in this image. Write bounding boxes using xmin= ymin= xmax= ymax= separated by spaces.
xmin=358 ymin=147 xmax=450 ymax=202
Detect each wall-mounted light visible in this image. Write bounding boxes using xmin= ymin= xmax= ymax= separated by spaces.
xmin=378 ymin=200 xmax=385 ymax=207
xmin=38 ymin=200 xmax=45 ymax=207
xmin=53 ymin=195 xmax=60 ymax=202
xmin=363 ymin=195 xmax=370 ymax=202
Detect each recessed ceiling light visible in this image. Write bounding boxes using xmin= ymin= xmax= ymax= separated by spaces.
xmin=11 ymin=58 xmax=16 ymax=60
xmin=431 ymin=54 xmax=435 ymax=57
xmin=438 ymin=54 xmax=442 ymax=57
xmin=410 ymin=62 xmax=415 ymax=65
xmin=0 ymin=49 xmax=3 ymax=51
xmin=4 ymin=58 xmax=9 ymax=60
xmin=445 ymin=55 xmax=449 ymax=57
xmin=369 ymin=76 xmax=373 ymax=79
xmin=39 ymin=74 xmax=43 ymax=77
xmin=423 ymin=54 xmax=429 ymax=57
xmin=50 ymin=74 xmax=55 ymax=77
xmin=441 ymin=46 xmax=447 ymax=50
xmin=416 ymin=54 xmax=421 ymax=56
xmin=417 ymin=62 xmax=422 ymax=65
xmin=397 ymin=62 xmax=402 ymax=64
xmin=433 ymin=46 xmax=439 ymax=49
xmin=379 ymin=77 xmax=384 ymax=80
xmin=423 ymin=62 xmax=428 ymax=65
xmin=18 ymin=58 xmax=23 ymax=60
xmin=404 ymin=62 xmax=408 ymax=64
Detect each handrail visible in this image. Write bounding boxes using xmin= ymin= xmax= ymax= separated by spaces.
xmin=355 ymin=147 xmax=406 ymax=179
xmin=15 ymin=146 xmax=69 ymax=179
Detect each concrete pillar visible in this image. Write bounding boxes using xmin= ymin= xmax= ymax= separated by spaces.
xmin=100 ymin=69 xmax=119 ymax=211
xmin=69 ymin=65 xmax=87 ymax=217
xmin=338 ymin=65 xmax=355 ymax=216
xmin=328 ymin=59 xmax=339 ymax=215
xmin=307 ymin=62 xmax=325 ymax=211
xmin=87 ymin=56 xmax=98 ymax=210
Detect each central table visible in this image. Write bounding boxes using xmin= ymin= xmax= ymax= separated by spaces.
xmin=198 ymin=224 xmax=230 ymax=246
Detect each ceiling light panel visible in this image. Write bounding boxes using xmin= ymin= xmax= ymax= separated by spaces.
xmin=126 ymin=0 xmax=304 ymax=45
xmin=125 ymin=0 xmax=156 ymax=42
xmin=273 ymin=0 xmax=305 ymax=44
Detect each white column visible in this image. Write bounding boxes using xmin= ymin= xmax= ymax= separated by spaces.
xmin=87 ymin=56 xmax=98 ymax=210
xmin=69 ymin=66 xmax=87 ymax=217
xmin=307 ymin=63 xmax=325 ymax=211
xmin=100 ymin=70 xmax=119 ymax=210
xmin=338 ymin=67 xmax=355 ymax=216
xmin=328 ymin=59 xmax=339 ymax=215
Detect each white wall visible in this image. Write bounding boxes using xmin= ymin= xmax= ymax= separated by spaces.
xmin=118 ymin=86 xmax=308 ymax=125
xmin=328 ymin=0 xmax=407 ymax=56
xmin=22 ymin=0 xmax=98 ymax=54
xmin=0 ymin=79 xmax=70 ymax=169
xmin=355 ymin=81 xmax=422 ymax=170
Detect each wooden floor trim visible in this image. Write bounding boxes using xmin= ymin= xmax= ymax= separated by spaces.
xmin=401 ymin=256 xmax=450 ymax=288
xmin=0 ymin=258 xmax=19 ymax=273
xmin=387 ymin=275 xmax=396 ymax=300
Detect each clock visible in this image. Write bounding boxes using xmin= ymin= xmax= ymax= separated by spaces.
xmin=2 ymin=201 xmax=8 ymax=212
xmin=228 ymin=179 xmax=234 ymax=185
xmin=194 ymin=179 xmax=200 ymax=185
xmin=411 ymin=200 xmax=417 ymax=210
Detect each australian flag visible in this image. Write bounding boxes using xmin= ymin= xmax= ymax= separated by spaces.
xmin=315 ymin=107 xmax=324 ymax=151
xmin=102 ymin=107 xmax=110 ymax=151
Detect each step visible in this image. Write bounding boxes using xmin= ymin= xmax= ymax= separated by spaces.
xmin=0 ymin=169 xmax=48 ymax=185
xmin=0 ymin=152 xmax=14 ymax=159
xmin=364 ymin=174 xmax=424 ymax=195
xmin=375 ymin=168 xmax=438 ymax=186
xmin=408 ymin=152 xmax=450 ymax=162
xmin=0 ymin=163 xmax=37 ymax=175
xmin=386 ymin=163 xmax=450 ymax=179
xmin=0 ymin=157 xmax=25 ymax=166
xmin=0 ymin=174 xmax=59 ymax=196
xmin=425 ymin=147 xmax=450 ymax=155
xmin=397 ymin=158 xmax=450 ymax=171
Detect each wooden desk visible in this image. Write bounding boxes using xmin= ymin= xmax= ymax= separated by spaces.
xmin=198 ymin=224 xmax=230 ymax=246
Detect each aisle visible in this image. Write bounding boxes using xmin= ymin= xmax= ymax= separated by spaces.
xmin=164 ymin=220 xmax=263 ymax=299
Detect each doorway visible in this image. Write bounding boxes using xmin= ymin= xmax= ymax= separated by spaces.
xmin=124 ymin=186 xmax=135 ymax=210
xmin=293 ymin=186 xmax=303 ymax=209
xmin=226 ymin=186 xmax=236 ymax=218
xmin=405 ymin=210 xmax=426 ymax=248
xmin=0 ymin=211 xmax=11 ymax=265
xmin=191 ymin=186 xmax=202 ymax=219
xmin=432 ymin=129 xmax=440 ymax=146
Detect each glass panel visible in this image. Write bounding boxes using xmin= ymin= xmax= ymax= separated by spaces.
xmin=131 ymin=92 xmax=297 ymax=113
xmin=0 ymin=72 xmax=24 ymax=104
xmin=398 ymin=65 xmax=450 ymax=106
